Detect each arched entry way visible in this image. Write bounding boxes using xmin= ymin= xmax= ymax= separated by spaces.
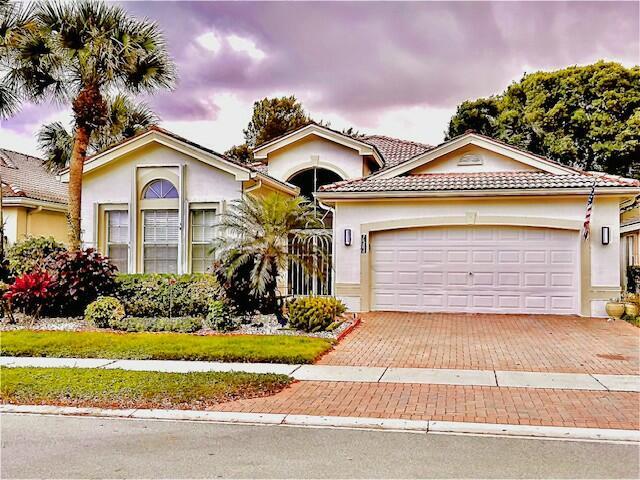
xmin=286 ymin=167 xmax=343 ymax=296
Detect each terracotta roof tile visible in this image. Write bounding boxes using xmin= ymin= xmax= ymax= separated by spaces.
xmin=0 ymin=148 xmax=67 ymax=204
xmin=319 ymin=171 xmax=640 ymax=193
xmin=362 ymin=135 xmax=433 ymax=169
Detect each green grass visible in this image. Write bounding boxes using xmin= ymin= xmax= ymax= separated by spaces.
xmin=1 ymin=367 xmax=292 ymax=409
xmin=0 ymin=331 xmax=333 ymax=364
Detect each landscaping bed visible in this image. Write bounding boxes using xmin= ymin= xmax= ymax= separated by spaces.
xmin=0 ymin=367 xmax=292 ymax=410
xmin=1 ymin=313 xmax=355 ymax=339
xmin=0 ymin=330 xmax=334 ymax=364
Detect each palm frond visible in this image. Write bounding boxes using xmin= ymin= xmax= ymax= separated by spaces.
xmin=37 ymin=120 xmax=73 ymax=172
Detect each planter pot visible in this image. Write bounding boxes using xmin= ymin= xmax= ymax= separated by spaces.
xmin=605 ymin=302 xmax=625 ymax=320
xmin=624 ymin=302 xmax=639 ymax=318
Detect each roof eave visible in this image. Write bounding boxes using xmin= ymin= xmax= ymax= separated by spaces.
xmin=252 ymin=124 xmax=384 ymax=167
xmin=317 ymin=186 xmax=640 ymax=200
xmin=2 ymin=197 xmax=68 ymax=211
xmin=58 ymin=130 xmax=252 ymax=182
xmin=369 ymin=133 xmax=579 ymax=179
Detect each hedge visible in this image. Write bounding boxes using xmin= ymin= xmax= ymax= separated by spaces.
xmin=114 ymin=274 xmax=220 ymax=317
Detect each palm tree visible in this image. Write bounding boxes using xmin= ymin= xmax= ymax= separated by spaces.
xmin=211 ymin=193 xmax=329 ymax=320
xmin=38 ymin=95 xmax=158 ymax=173
xmin=4 ymin=0 xmax=175 ymax=249
xmin=0 ymin=0 xmax=34 ymax=118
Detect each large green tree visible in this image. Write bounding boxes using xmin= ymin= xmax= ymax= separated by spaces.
xmin=3 ymin=0 xmax=175 ymax=249
xmin=446 ymin=62 xmax=640 ymax=178
xmin=226 ymin=95 xmax=311 ymax=163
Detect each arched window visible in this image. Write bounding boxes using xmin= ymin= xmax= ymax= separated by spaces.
xmin=143 ymin=179 xmax=178 ymax=199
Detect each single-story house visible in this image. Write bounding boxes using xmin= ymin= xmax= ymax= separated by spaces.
xmin=621 ymin=195 xmax=639 ymax=287
xmin=0 ymin=148 xmax=68 ymax=245
xmin=60 ymin=124 xmax=639 ymax=317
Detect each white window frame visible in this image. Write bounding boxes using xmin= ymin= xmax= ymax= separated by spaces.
xmin=105 ymin=208 xmax=129 ymax=273
xmin=142 ymin=209 xmax=180 ymax=274
xmin=190 ymin=205 xmax=218 ymax=273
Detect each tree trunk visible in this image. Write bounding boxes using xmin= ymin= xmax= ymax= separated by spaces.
xmin=67 ymin=84 xmax=106 ymax=251
xmin=67 ymin=125 xmax=90 ymax=250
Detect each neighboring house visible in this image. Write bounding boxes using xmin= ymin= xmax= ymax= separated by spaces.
xmin=0 ymin=148 xmax=68 ymax=245
xmin=620 ymin=195 xmax=639 ymax=287
xmin=69 ymin=123 xmax=639 ymax=317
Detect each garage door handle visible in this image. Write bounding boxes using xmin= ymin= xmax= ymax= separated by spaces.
xmin=468 ymin=272 xmax=473 ymax=275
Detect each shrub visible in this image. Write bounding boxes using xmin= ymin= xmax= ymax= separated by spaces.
xmin=44 ymin=249 xmax=117 ymax=316
xmin=84 ymin=297 xmax=125 ymax=328
xmin=627 ymin=266 xmax=640 ymax=293
xmin=108 ymin=316 xmax=203 ymax=333
xmin=6 ymin=236 xmax=65 ymax=276
xmin=3 ymin=271 xmax=54 ymax=320
xmin=114 ymin=274 xmax=220 ymax=317
xmin=286 ymin=296 xmax=347 ymax=332
xmin=206 ymin=299 xmax=236 ymax=332
xmin=212 ymin=259 xmax=263 ymax=315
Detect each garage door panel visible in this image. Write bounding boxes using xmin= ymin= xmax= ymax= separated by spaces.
xmin=472 ymin=251 xmax=495 ymax=263
xmin=371 ymin=225 xmax=579 ymax=314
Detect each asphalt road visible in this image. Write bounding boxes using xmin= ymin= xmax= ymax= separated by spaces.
xmin=1 ymin=414 xmax=638 ymax=479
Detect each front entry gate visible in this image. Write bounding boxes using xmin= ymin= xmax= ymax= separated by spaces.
xmin=287 ymin=230 xmax=333 ymax=296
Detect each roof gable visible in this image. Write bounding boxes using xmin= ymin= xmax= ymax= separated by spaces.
xmin=252 ymin=124 xmax=384 ymax=167
xmin=371 ymin=133 xmax=578 ymax=179
xmin=0 ymin=148 xmax=67 ymax=205
xmin=58 ymin=128 xmax=252 ymax=182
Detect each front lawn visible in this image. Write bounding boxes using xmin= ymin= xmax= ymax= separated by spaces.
xmin=0 ymin=331 xmax=333 ymax=364
xmin=1 ymin=367 xmax=292 ymax=409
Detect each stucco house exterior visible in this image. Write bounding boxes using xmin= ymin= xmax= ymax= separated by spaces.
xmin=0 ymin=148 xmax=68 ymax=245
xmin=67 ymin=124 xmax=639 ymax=318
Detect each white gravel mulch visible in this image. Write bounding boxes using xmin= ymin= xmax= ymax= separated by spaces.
xmin=1 ymin=315 xmax=87 ymax=331
xmin=1 ymin=313 xmax=355 ymax=339
xmin=222 ymin=313 xmax=355 ymax=339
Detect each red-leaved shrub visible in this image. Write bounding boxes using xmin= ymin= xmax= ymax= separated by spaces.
xmin=44 ymin=249 xmax=117 ymax=316
xmin=3 ymin=271 xmax=54 ymax=320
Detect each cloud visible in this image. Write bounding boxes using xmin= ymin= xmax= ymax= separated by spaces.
xmin=2 ymin=1 xmax=638 ymax=155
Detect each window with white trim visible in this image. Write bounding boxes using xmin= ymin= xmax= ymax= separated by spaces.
xmin=143 ymin=209 xmax=179 ymax=273
xmin=191 ymin=209 xmax=217 ymax=273
xmin=106 ymin=210 xmax=129 ymax=273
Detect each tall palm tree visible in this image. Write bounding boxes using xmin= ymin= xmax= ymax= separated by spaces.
xmin=0 ymin=0 xmax=34 ymax=118
xmin=4 ymin=0 xmax=175 ymax=249
xmin=38 ymin=95 xmax=158 ymax=173
xmin=211 ymin=193 xmax=329 ymax=320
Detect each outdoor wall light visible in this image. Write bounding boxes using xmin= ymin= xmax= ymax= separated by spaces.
xmin=344 ymin=228 xmax=352 ymax=246
xmin=601 ymin=226 xmax=610 ymax=245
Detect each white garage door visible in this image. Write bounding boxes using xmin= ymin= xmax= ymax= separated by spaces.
xmin=371 ymin=225 xmax=579 ymax=314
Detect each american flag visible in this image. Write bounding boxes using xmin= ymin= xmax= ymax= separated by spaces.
xmin=583 ymin=179 xmax=597 ymax=240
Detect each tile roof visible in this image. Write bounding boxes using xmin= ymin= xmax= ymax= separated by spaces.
xmin=0 ymin=148 xmax=67 ymax=204
xmin=362 ymin=135 xmax=433 ymax=169
xmin=318 ymin=171 xmax=640 ymax=193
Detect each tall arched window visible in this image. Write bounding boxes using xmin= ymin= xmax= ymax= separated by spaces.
xmin=142 ymin=179 xmax=179 ymax=273
xmin=143 ymin=179 xmax=178 ymax=199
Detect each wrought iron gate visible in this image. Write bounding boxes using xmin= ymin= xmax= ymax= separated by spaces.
xmin=287 ymin=230 xmax=333 ymax=296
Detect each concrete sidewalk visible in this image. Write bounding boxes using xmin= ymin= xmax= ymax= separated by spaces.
xmin=2 ymin=356 xmax=639 ymax=392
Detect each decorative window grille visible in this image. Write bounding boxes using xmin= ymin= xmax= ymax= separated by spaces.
xmin=144 ymin=179 xmax=179 ymax=199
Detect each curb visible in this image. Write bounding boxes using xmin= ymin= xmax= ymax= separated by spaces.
xmin=2 ymin=404 xmax=638 ymax=443
xmin=336 ymin=314 xmax=361 ymax=342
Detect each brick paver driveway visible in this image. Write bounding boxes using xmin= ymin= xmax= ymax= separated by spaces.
xmin=319 ymin=312 xmax=640 ymax=375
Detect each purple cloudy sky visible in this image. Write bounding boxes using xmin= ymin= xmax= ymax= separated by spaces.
xmin=2 ymin=1 xmax=638 ymax=156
